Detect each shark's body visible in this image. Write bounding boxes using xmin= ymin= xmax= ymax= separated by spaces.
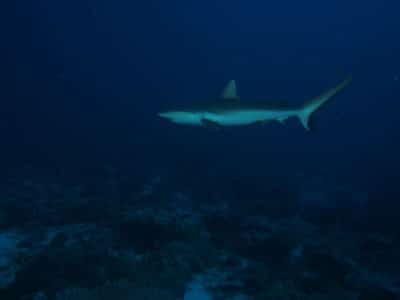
xmin=158 ymin=77 xmax=352 ymax=130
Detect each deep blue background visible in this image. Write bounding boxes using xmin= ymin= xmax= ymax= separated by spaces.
xmin=2 ymin=1 xmax=400 ymax=205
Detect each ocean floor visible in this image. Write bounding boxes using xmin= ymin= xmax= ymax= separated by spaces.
xmin=0 ymin=169 xmax=399 ymax=300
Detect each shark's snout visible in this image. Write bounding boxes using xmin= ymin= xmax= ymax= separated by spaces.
xmin=158 ymin=111 xmax=183 ymax=122
xmin=158 ymin=110 xmax=203 ymax=125
xmin=158 ymin=112 xmax=170 ymax=119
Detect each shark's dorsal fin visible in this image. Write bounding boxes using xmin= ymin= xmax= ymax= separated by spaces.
xmin=221 ymin=80 xmax=240 ymax=100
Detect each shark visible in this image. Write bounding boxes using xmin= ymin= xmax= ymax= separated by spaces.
xmin=158 ymin=76 xmax=352 ymax=130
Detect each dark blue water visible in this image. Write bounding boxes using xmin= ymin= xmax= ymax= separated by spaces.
xmin=1 ymin=1 xmax=400 ymax=299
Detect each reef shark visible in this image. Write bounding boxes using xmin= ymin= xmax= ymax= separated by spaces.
xmin=158 ymin=77 xmax=352 ymax=130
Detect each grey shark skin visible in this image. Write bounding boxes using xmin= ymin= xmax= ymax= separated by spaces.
xmin=158 ymin=77 xmax=352 ymax=130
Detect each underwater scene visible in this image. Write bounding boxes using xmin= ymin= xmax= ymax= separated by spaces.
xmin=1 ymin=1 xmax=400 ymax=299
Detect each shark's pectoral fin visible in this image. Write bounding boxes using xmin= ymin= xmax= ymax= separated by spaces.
xmin=201 ymin=118 xmax=222 ymax=130
xmin=253 ymin=120 xmax=270 ymax=126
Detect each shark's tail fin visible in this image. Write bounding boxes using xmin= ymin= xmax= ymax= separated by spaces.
xmin=297 ymin=76 xmax=352 ymax=130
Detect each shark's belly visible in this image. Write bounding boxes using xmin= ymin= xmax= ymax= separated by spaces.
xmin=206 ymin=111 xmax=286 ymax=126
